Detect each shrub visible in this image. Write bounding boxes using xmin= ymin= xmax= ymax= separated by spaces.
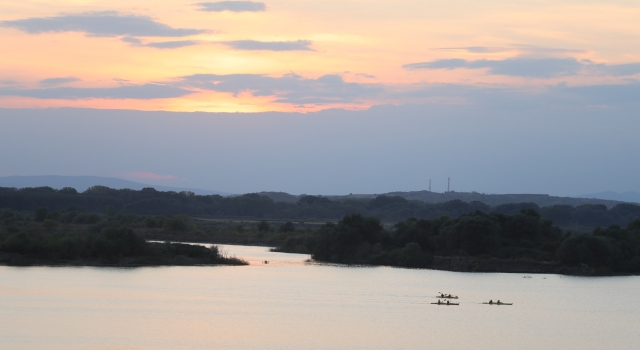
xmin=163 ymin=214 xmax=192 ymax=231
xmin=41 ymin=219 xmax=59 ymax=231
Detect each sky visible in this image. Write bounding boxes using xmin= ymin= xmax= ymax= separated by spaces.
xmin=1 ymin=0 xmax=639 ymax=195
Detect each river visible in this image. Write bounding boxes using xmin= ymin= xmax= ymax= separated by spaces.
xmin=1 ymin=244 xmax=638 ymax=349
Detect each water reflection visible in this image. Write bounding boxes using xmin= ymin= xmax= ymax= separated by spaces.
xmin=0 ymin=244 xmax=638 ymax=349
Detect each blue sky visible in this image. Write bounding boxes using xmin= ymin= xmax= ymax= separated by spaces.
xmin=1 ymin=102 xmax=638 ymax=196
xmin=1 ymin=0 xmax=639 ymax=195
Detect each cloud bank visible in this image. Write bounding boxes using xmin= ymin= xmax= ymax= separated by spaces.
xmin=0 ymin=84 xmax=192 ymax=100
xmin=403 ymin=57 xmax=640 ymax=78
xmin=0 ymin=73 xmax=380 ymax=104
xmin=122 ymin=36 xmax=200 ymax=49
xmin=432 ymin=45 xmax=586 ymax=55
xmin=3 ymin=72 xmax=640 ymax=109
xmin=39 ymin=77 xmax=79 ymax=86
xmin=179 ymin=73 xmax=382 ymax=104
xmin=403 ymin=58 xmax=584 ymax=78
xmin=1 ymin=11 xmax=206 ymax=37
xmin=222 ymin=40 xmax=313 ymax=51
xmin=196 ymin=1 xmax=266 ymax=12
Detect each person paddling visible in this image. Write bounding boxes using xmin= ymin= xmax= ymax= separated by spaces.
xmin=446 ymin=300 xmax=450 ymax=305
xmin=497 ymin=300 xmax=501 ymax=305
xmin=437 ymin=299 xmax=441 ymax=304
xmin=489 ymin=300 xmax=493 ymax=304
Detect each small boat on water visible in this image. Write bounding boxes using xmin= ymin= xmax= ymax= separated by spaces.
xmin=437 ymin=294 xmax=458 ymax=299
xmin=482 ymin=302 xmax=513 ymax=305
xmin=431 ymin=301 xmax=459 ymax=305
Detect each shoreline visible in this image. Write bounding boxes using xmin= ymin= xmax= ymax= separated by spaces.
xmin=0 ymin=243 xmax=248 ymax=267
xmin=307 ymin=256 xmax=624 ymax=276
xmin=1 ymin=241 xmax=629 ymax=276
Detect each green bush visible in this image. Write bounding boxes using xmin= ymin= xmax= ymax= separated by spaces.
xmin=557 ymin=234 xmax=613 ymax=267
xmin=163 ymin=214 xmax=192 ymax=231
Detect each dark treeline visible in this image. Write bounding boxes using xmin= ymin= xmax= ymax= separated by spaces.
xmin=0 ymin=227 xmax=247 ymax=266
xmin=279 ymin=212 xmax=640 ymax=274
xmin=2 ymin=186 xmax=640 ymax=227
xmin=3 ymin=186 xmax=640 ymax=274
xmin=0 ymin=206 xmax=246 ymax=266
xmin=0 ymin=202 xmax=305 ymax=248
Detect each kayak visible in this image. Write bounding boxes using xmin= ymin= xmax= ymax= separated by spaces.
xmin=482 ymin=302 xmax=513 ymax=305
xmin=436 ymin=295 xmax=458 ymax=299
xmin=431 ymin=302 xmax=459 ymax=305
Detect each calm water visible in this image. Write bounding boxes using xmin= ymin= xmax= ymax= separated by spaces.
xmin=1 ymin=244 xmax=639 ymax=349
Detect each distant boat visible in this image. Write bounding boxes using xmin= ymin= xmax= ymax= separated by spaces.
xmin=437 ymin=294 xmax=458 ymax=299
xmin=483 ymin=302 xmax=513 ymax=305
xmin=432 ymin=301 xmax=459 ymax=305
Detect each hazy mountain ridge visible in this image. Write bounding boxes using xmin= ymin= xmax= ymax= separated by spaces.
xmin=1 ymin=176 xmax=633 ymax=208
xmin=378 ymin=191 xmax=626 ymax=208
xmin=0 ymin=176 xmax=232 ymax=196
xmin=578 ymin=191 xmax=640 ymax=204
xmin=261 ymin=190 xmax=625 ymax=208
xmin=256 ymin=192 xmax=300 ymax=203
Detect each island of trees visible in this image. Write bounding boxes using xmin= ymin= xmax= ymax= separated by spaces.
xmin=0 ymin=188 xmax=248 ymax=266
xmin=277 ymin=212 xmax=640 ymax=275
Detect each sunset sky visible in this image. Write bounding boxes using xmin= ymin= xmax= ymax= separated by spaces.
xmin=2 ymin=0 xmax=639 ymax=112
xmin=1 ymin=0 xmax=639 ymax=195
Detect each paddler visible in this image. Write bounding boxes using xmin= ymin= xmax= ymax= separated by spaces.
xmin=438 ymin=299 xmax=441 ymax=304
xmin=497 ymin=300 xmax=501 ymax=305
xmin=446 ymin=300 xmax=450 ymax=305
xmin=489 ymin=300 xmax=493 ymax=304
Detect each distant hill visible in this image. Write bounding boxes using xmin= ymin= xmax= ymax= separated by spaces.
xmin=257 ymin=189 xmax=625 ymax=208
xmin=323 ymin=191 xmax=623 ymax=208
xmin=257 ymin=192 xmax=300 ymax=203
xmin=0 ymin=175 xmax=232 ymax=196
xmin=2 ymin=185 xmax=639 ymax=228
xmin=578 ymin=191 xmax=640 ymax=204
xmin=2 ymin=176 xmax=631 ymax=208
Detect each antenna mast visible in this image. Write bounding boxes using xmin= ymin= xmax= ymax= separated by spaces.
xmin=447 ymin=178 xmax=450 ymax=193
xmin=429 ymin=179 xmax=431 ymax=192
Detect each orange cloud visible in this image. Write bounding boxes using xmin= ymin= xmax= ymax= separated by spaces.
xmin=1 ymin=0 xmax=639 ymax=112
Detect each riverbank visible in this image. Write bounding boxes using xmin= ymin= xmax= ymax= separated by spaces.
xmin=0 ymin=248 xmax=248 ymax=267
xmin=282 ymin=249 xmax=602 ymax=275
xmin=430 ymin=256 xmax=584 ymax=275
xmin=0 ymin=228 xmax=248 ymax=267
xmin=136 ymin=227 xmax=286 ymax=247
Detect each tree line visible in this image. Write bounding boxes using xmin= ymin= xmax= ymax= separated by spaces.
xmin=0 ymin=196 xmax=247 ymax=266
xmin=278 ymin=211 xmax=640 ymax=274
xmin=0 ymin=225 xmax=247 ymax=266
xmin=3 ymin=186 xmax=640 ymax=274
xmin=2 ymin=186 xmax=640 ymax=227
